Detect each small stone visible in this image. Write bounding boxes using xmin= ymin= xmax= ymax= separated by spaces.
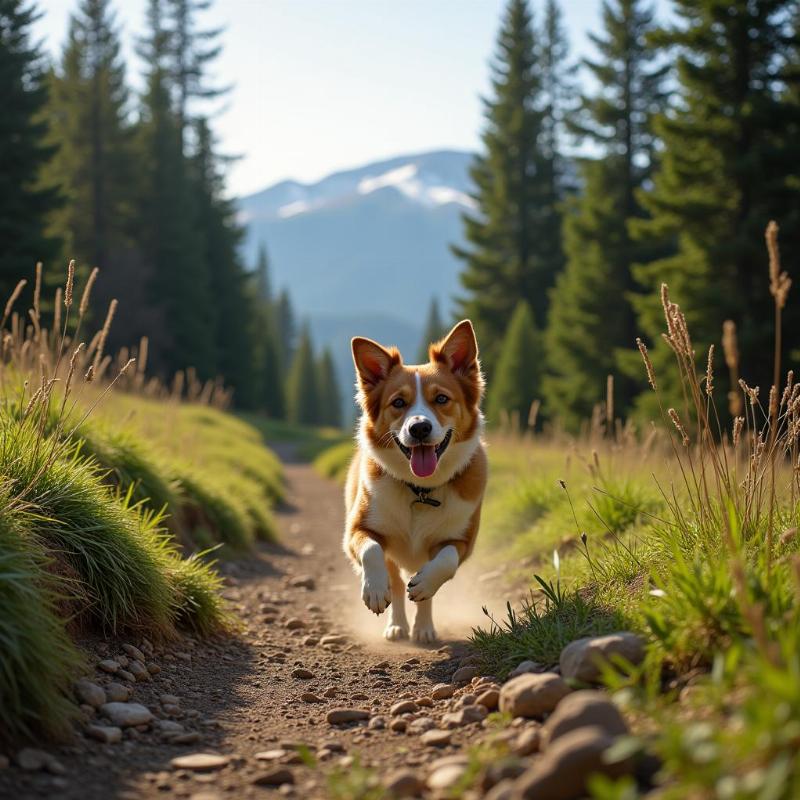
xmin=407 ymin=717 xmax=435 ymax=734
xmin=368 ymin=716 xmax=386 ymax=730
xmin=106 ymin=683 xmax=131 ymax=702
xmin=442 ymin=705 xmax=488 ymax=728
xmin=515 ymin=726 xmax=633 ymax=799
xmin=421 ymin=729 xmax=451 ymax=748
xmin=302 ymin=636 xmax=319 ymax=646
xmin=390 ymin=700 xmax=418 ymax=716
xmin=16 ymin=748 xmax=49 ymax=771
xmin=541 ymin=691 xmax=629 ymax=747
xmin=158 ymin=720 xmax=185 ymax=734
xmin=326 ymin=708 xmax=370 ymax=725
xmin=171 ymin=732 xmax=202 ymax=745
xmin=255 ymin=750 xmax=288 ymax=761
xmin=170 ymin=753 xmax=230 ymax=772
xmin=452 ymin=665 xmax=478 ymax=684
xmin=74 ymin=679 xmax=106 ymax=708
xmin=384 ymin=768 xmax=424 ymax=796
xmin=117 ymin=669 xmax=135 ymax=682
xmin=291 ymin=668 xmax=315 ymax=679
xmin=427 ymin=761 xmax=467 ymax=790
xmin=284 ymin=618 xmax=306 ymax=630
xmin=481 ymin=758 xmax=528 ymax=790
xmin=300 ymin=692 xmax=324 ymax=703
xmin=431 ymin=683 xmax=455 ymax=700
xmin=559 ymin=633 xmax=645 ymax=683
xmin=147 ymin=662 xmax=161 ymax=675
xmin=128 ymin=660 xmax=150 ymax=682
xmin=498 ymin=673 xmax=571 ymax=719
xmin=290 ymin=575 xmax=316 ymax=590
xmin=415 ymin=696 xmax=433 ymax=708
xmin=320 ymin=634 xmax=347 ymax=645
xmin=389 ymin=718 xmax=407 ymax=733
xmin=457 ymin=693 xmax=476 ymax=707
xmin=323 ymin=687 xmax=338 ymax=698
xmin=513 ymin=727 xmax=541 ymax=756
xmin=476 ymin=688 xmax=500 ymax=711
xmin=160 ymin=694 xmax=180 ymax=706
xmin=253 ymin=767 xmax=294 ymax=786
xmin=122 ymin=643 xmax=146 ymax=662
xmin=97 ymin=659 xmax=119 ymax=674
xmin=510 ymin=660 xmax=544 ymax=678
xmin=86 ymin=725 xmax=122 ymax=744
xmin=100 ymin=702 xmax=154 ymax=728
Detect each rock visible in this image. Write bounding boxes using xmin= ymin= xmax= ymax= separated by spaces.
xmin=442 ymin=705 xmax=488 ymax=728
xmin=368 ymin=716 xmax=386 ymax=730
xmin=255 ymin=750 xmax=288 ymax=761
xmin=74 ymin=679 xmax=106 ymax=708
xmin=456 ymin=693 xmax=477 ymax=707
xmin=559 ymin=633 xmax=645 ymax=683
xmin=481 ymin=759 xmax=528 ymax=790
xmin=300 ymin=692 xmax=324 ymax=703
xmin=452 ymin=665 xmax=478 ymax=684
xmin=105 ymin=683 xmax=131 ymax=702
xmin=384 ymin=767 xmax=424 ymax=797
xmin=253 ymin=767 xmax=295 ymax=786
xmin=86 ymin=724 xmax=122 ymax=744
xmin=390 ymin=700 xmax=418 ymax=716
xmin=542 ymin=691 xmax=629 ymax=747
xmin=100 ymin=702 xmax=154 ymax=728
xmin=406 ymin=717 xmax=434 ymax=735
xmin=513 ymin=727 xmax=541 ymax=756
xmin=431 ymin=683 xmax=456 ymax=700
xmin=498 ymin=673 xmax=571 ymax=719
xmin=389 ymin=718 xmax=407 ymax=733
xmin=157 ymin=720 xmax=185 ymax=734
xmin=302 ymin=636 xmax=319 ymax=646
xmin=146 ymin=662 xmax=161 ymax=675
xmin=122 ymin=643 xmax=146 ymax=662
xmin=160 ymin=694 xmax=180 ymax=706
xmin=427 ymin=758 xmax=468 ymax=790
xmin=510 ymin=660 xmax=544 ymax=678
xmin=290 ymin=575 xmax=316 ymax=590
xmin=97 ymin=659 xmax=119 ymax=674
xmin=320 ymin=634 xmax=347 ymax=645
xmin=128 ymin=660 xmax=150 ymax=682
xmin=117 ymin=669 xmax=135 ymax=682
xmin=284 ymin=618 xmax=306 ymax=630
xmin=326 ymin=708 xmax=370 ymax=725
xmin=421 ymin=729 xmax=452 ymax=748
xmin=484 ymin=779 xmax=515 ymax=800
xmin=476 ymin=688 xmax=500 ymax=711
xmin=291 ymin=668 xmax=315 ymax=679
xmin=170 ymin=753 xmax=230 ymax=771
xmin=16 ymin=748 xmax=49 ymax=771
xmin=415 ymin=696 xmax=433 ymax=708
xmin=171 ymin=732 xmax=202 ymax=745
xmin=515 ymin=726 xmax=633 ymax=800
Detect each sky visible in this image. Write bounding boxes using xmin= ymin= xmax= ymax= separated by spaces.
xmin=34 ymin=0 xmax=669 ymax=198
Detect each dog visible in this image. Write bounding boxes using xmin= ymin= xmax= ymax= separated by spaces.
xmin=343 ymin=320 xmax=487 ymax=643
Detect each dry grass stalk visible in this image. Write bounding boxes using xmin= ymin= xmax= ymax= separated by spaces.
xmin=637 ymin=338 xmax=656 ymax=390
xmin=1 ymin=280 xmax=27 ymax=330
xmin=93 ymin=299 xmax=118 ymax=372
xmin=605 ymin=375 xmax=614 ymax=436
xmin=705 ymin=345 xmax=714 ymax=396
xmin=668 ymin=408 xmax=689 ymax=446
xmin=79 ymin=267 xmax=99 ymax=318
xmin=64 ymin=260 xmax=75 ymax=309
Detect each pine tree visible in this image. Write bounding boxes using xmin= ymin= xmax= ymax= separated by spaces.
xmin=255 ymin=243 xmax=271 ymax=303
xmin=543 ymin=0 xmax=668 ymax=429
xmin=286 ymin=325 xmax=319 ymax=426
xmin=316 ymin=347 xmax=342 ymax=428
xmin=485 ymin=301 xmax=543 ymax=427
xmin=44 ymin=0 xmax=131 ymax=287
xmin=273 ymin=289 xmax=295 ymax=374
xmin=454 ymin=0 xmax=563 ymax=368
xmin=416 ymin=298 xmax=447 ymax=362
xmin=631 ymin=0 xmax=800 ymax=415
xmin=0 ymin=0 xmax=61 ymax=297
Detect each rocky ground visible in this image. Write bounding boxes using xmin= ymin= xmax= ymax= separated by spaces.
xmin=0 ymin=462 xmax=649 ymax=800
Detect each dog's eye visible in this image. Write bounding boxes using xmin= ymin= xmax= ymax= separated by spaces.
xmin=391 ymin=397 xmax=406 ymax=409
xmin=435 ymin=394 xmax=449 ymax=405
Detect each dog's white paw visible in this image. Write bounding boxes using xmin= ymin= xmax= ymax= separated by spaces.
xmin=412 ymin=621 xmax=438 ymax=644
xmin=407 ymin=565 xmax=442 ymax=602
xmin=362 ymin=567 xmax=392 ymax=615
xmin=383 ymin=623 xmax=410 ymax=641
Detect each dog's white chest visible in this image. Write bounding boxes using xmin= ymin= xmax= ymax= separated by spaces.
xmin=365 ymin=474 xmax=476 ymax=572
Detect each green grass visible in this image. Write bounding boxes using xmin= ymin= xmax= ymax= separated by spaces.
xmin=243 ymin=413 xmax=350 ymax=461
xmin=314 ymin=439 xmax=354 ymax=481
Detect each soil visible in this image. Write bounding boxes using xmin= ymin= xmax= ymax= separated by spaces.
xmin=1 ymin=459 xmax=521 ymax=800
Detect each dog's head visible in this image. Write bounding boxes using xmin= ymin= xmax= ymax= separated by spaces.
xmin=352 ymin=320 xmax=484 ymax=483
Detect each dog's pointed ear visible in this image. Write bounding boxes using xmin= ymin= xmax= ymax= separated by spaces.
xmin=433 ymin=320 xmax=478 ymax=375
xmin=352 ymin=337 xmax=401 ymax=389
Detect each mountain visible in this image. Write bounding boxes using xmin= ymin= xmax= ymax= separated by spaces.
xmin=238 ymin=149 xmax=474 ymax=419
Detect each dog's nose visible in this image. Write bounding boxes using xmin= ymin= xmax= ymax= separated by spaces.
xmin=409 ymin=419 xmax=432 ymax=441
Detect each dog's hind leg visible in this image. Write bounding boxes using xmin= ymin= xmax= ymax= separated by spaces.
xmin=383 ymin=560 xmax=410 ymax=640
xmin=412 ymin=598 xmax=437 ymax=644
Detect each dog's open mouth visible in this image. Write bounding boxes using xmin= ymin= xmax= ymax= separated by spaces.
xmin=393 ymin=429 xmax=452 ymax=478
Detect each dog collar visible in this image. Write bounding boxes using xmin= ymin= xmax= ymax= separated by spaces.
xmin=405 ymin=483 xmax=441 ymax=507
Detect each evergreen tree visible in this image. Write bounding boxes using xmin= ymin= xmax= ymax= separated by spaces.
xmin=632 ymin=0 xmax=800 ymax=415
xmin=273 ymin=288 xmax=295 ymax=374
xmin=44 ymin=0 xmax=131 ymax=286
xmin=0 ymin=0 xmax=61 ymax=297
xmin=485 ymin=301 xmax=543 ymax=427
xmin=316 ymin=347 xmax=342 ymax=428
xmin=255 ymin=242 xmax=271 ymax=303
xmin=286 ymin=325 xmax=319 ymax=425
xmin=416 ymin=298 xmax=446 ymax=362
xmin=543 ymin=0 xmax=669 ymax=429
xmin=454 ymin=0 xmax=563 ymax=368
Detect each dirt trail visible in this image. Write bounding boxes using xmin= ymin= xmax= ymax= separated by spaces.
xmin=2 ymin=461 xmax=514 ymax=800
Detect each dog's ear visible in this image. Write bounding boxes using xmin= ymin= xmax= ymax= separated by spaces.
xmin=352 ymin=337 xmax=401 ymax=390
xmin=433 ymin=320 xmax=479 ymax=375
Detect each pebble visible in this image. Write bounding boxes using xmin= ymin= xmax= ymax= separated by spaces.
xmin=368 ymin=716 xmax=386 ymax=730
xmin=16 ymin=749 xmax=50 ymax=772
xmin=255 ymin=750 xmax=288 ymax=761
xmin=106 ymin=683 xmax=131 ymax=702
xmin=476 ymin=688 xmax=500 ymax=711
xmin=74 ymin=679 xmax=106 ymax=708
xmin=122 ymin=644 xmax=146 ymax=662
xmin=320 ymin=634 xmax=347 ymax=645
xmin=442 ymin=705 xmax=488 ymax=728
xmin=253 ymin=767 xmax=295 ymax=786
xmin=407 ymin=717 xmax=436 ymax=734
xmin=100 ymin=702 xmax=154 ymax=728
xmin=513 ymin=727 xmax=541 ymax=756
xmin=170 ymin=753 xmax=230 ymax=771
xmin=86 ymin=724 xmax=123 ymax=744
xmin=390 ymin=700 xmax=418 ymax=716
xmin=160 ymin=694 xmax=180 ymax=706
xmin=157 ymin=720 xmax=185 ymax=734
xmin=98 ymin=659 xmax=120 ymax=674
xmin=290 ymin=575 xmax=316 ymax=590
xmin=128 ymin=661 xmax=150 ymax=682
xmin=427 ymin=760 xmax=468 ymax=790
xmin=117 ymin=669 xmax=135 ymax=683
xmin=421 ymin=729 xmax=452 ymax=748
xmin=451 ymin=665 xmax=478 ymax=684
xmin=326 ymin=708 xmax=369 ymax=725
xmin=300 ymin=692 xmax=324 ymax=703
xmin=498 ymin=673 xmax=571 ymax=719
xmin=284 ymin=618 xmax=306 ymax=630
xmin=389 ymin=718 xmax=407 ymax=733
xmin=541 ymin=691 xmax=629 ymax=747
xmin=431 ymin=683 xmax=455 ymax=700
xmin=291 ymin=668 xmax=315 ymax=679
xmin=510 ymin=660 xmax=544 ymax=678
xmin=171 ymin=732 xmax=202 ymax=745
xmin=384 ymin=768 xmax=424 ymax=797
xmin=559 ymin=632 xmax=645 ymax=683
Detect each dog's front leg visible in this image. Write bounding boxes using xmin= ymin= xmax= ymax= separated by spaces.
xmin=407 ymin=544 xmax=460 ymax=602
xmin=359 ymin=538 xmax=392 ymax=615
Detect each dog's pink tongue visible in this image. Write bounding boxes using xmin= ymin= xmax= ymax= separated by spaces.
xmin=410 ymin=445 xmax=438 ymax=478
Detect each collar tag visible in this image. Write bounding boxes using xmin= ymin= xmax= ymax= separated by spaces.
xmin=405 ymin=483 xmax=442 ymax=508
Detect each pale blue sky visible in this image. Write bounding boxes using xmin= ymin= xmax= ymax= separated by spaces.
xmin=35 ymin=1 xmax=669 ymax=197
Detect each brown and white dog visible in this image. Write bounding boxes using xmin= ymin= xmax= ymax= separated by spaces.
xmin=343 ymin=320 xmax=487 ymax=643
